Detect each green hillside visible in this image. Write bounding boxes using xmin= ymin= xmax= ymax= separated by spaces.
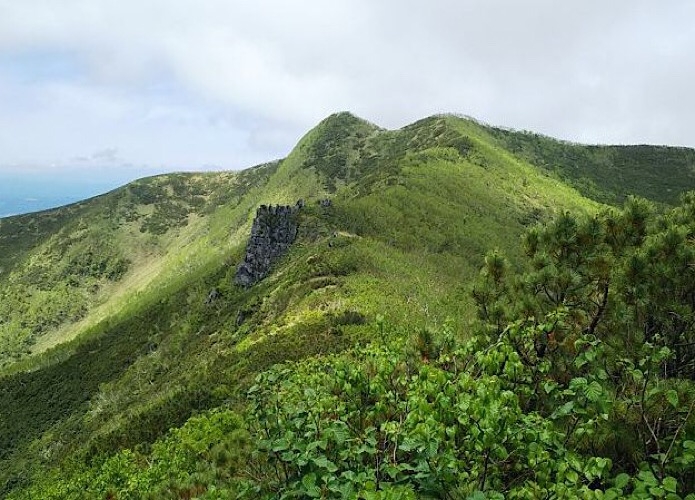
xmin=484 ymin=123 xmax=695 ymax=205
xmin=0 ymin=165 xmax=278 ymax=369
xmin=1 ymin=113 xmax=694 ymax=498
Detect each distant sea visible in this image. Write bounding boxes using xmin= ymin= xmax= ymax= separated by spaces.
xmin=0 ymin=171 xmax=138 ymax=218
xmin=0 ymin=195 xmax=83 ymax=218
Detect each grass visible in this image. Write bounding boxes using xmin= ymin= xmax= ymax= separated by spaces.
xmin=484 ymin=123 xmax=695 ymax=205
xmin=0 ymin=163 xmax=279 ymax=368
xmin=2 ymin=111 xmax=695 ymax=497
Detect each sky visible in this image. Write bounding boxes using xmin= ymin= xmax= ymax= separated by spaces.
xmin=1 ymin=0 xmax=694 ymax=186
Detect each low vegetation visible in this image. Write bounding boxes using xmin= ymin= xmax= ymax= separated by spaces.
xmin=1 ymin=112 xmax=695 ymax=498
xmin=486 ymin=125 xmax=695 ymax=205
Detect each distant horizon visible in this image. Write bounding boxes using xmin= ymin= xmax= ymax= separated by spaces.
xmin=0 ymin=170 xmax=146 ymax=218
xmin=4 ymin=107 xmax=695 ymax=219
xmin=0 ymin=161 xmax=250 ymax=217
xmin=2 ymin=2 xmax=695 ymax=182
xmin=0 ymin=194 xmax=86 ymax=218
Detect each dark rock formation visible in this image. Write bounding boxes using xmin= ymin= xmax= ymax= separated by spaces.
xmin=235 ymin=204 xmax=300 ymax=287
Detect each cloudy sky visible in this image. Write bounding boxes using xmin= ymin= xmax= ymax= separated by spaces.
xmin=1 ymin=0 xmax=693 ymax=182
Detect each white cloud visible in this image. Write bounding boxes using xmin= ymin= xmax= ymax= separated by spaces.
xmin=0 ymin=0 xmax=694 ymax=177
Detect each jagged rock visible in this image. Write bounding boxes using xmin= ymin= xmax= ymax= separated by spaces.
xmin=235 ymin=204 xmax=300 ymax=287
xmin=318 ymin=198 xmax=332 ymax=207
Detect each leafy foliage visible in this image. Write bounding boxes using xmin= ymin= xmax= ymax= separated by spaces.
xmin=3 ymin=113 xmax=695 ymax=498
xmin=246 ymin=313 xmax=694 ymax=498
xmin=10 ymin=409 xmax=251 ymax=499
xmin=472 ymin=194 xmax=695 ymax=492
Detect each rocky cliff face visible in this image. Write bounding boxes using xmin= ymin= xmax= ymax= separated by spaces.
xmin=234 ymin=204 xmax=300 ymax=287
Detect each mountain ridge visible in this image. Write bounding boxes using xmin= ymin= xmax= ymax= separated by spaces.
xmin=4 ymin=110 xmax=695 ymax=371
xmin=1 ymin=111 xmax=695 ymax=497
xmin=3 ymin=110 xmax=694 ymax=221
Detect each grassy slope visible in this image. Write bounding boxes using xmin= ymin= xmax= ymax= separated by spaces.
xmin=0 ymin=165 xmax=278 ymax=369
xmin=484 ymin=123 xmax=695 ymax=205
xmin=1 ymin=112 xmax=692 ymax=495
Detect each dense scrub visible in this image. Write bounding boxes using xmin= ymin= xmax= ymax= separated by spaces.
xmin=0 ymin=164 xmax=278 ymax=367
xmin=303 ymin=113 xmax=474 ymax=195
xmin=0 ymin=225 xmax=129 ymax=365
xmin=487 ymin=126 xmax=695 ymax=205
xmin=238 ymin=193 xmax=695 ymax=498
xmin=12 ymin=195 xmax=695 ymax=499
xmin=3 ymin=113 xmax=695 ymax=498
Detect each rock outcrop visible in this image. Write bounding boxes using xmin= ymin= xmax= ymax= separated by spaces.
xmin=234 ymin=204 xmax=300 ymax=287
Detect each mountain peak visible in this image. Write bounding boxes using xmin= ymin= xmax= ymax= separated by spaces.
xmin=318 ymin=111 xmax=380 ymax=129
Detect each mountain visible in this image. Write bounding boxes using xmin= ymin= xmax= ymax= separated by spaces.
xmin=484 ymin=124 xmax=695 ymax=205
xmin=1 ymin=112 xmax=695 ymax=497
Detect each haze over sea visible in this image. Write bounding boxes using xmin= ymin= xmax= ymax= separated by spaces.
xmin=0 ymin=171 xmax=136 ymax=218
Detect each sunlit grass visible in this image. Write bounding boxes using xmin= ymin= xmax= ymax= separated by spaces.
xmin=2 ymin=113 xmax=694 ymax=498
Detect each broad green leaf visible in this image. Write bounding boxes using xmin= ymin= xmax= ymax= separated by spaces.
xmin=584 ymin=380 xmax=603 ymax=402
xmin=272 ymin=438 xmax=290 ymax=452
xmin=595 ymin=457 xmax=611 ymax=472
xmin=553 ymin=401 xmax=575 ymax=418
xmin=649 ymin=486 xmax=665 ymax=497
xmin=663 ymin=476 xmax=678 ymax=493
xmin=614 ymin=473 xmax=630 ymax=489
xmin=543 ymin=381 xmax=558 ymax=394
xmin=638 ymin=470 xmax=658 ymax=487
xmin=604 ymin=489 xmax=620 ymax=500
xmin=302 ymin=473 xmax=321 ymax=498
xmin=312 ymin=456 xmax=338 ymax=473
xmin=570 ymin=377 xmax=588 ymax=391
xmin=666 ymin=389 xmax=679 ymax=408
